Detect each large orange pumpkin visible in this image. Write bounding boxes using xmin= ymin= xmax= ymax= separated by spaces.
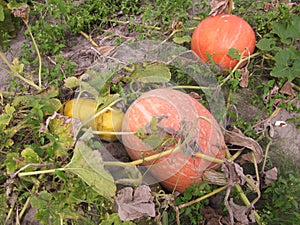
xmin=191 ymin=14 xmax=256 ymax=70
xmin=122 ymin=88 xmax=226 ymax=193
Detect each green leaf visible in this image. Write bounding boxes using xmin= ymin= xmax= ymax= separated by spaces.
xmin=30 ymin=190 xmax=80 ymax=225
xmin=30 ymin=191 xmax=52 ymax=209
xmin=162 ymin=211 xmax=169 ymax=225
xmin=0 ymin=1 xmax=15 ymax=36
xmin=271 ymin=46 xmax=300 ymax=81
xmin=54 ymin=170 xmax=68 ymax=181
xmin=21 ymin=148 xmax=42 ymax=163
xmin=30 ymin=191 xmax=61 ymax=225
xmin=84 ymin=67 xmax=117 ymax=93
xmin=4 ymin=152 xmax=20 ymax=174
xmin=0 ymin=5 xmax=4 ymax=22
xmin=65 ymin=129 xmax=116 ymax=200
xmin=130 ymin=62 xmax=171 ymax=83
xmin=137 ymin=115 xmax=177 ymax=150
xmin=173 ymin=36 xmax=191 ymax=44
xmin=227 ymin=48 xmax=241 ymax=60
xmin=100 ymin=213 xmax=136 ymax=225
xmin=0 ymin=104 xmax=15 ymax=132
xmin=271 ymin=15 xmax=300 ymax=44
xmin=64 ymin=76 xmax=81 ymax=88
xmin=80 ymin=80 xmax=100 ymax=97
xmin=12 ymin=87 xmax=62 ymax=115
xmin=47 ymin=113 xmax=75 ymax=157
xmin=256 ymin=38 xmax=277 ymax=51
xmin=96 ymin=93 xmax=121 ymax=111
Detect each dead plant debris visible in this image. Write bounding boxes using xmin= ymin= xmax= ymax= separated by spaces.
xmin=114 ymin=185 xmax=156 ymax=221
xmin=224 ymin=126 xmax=263 ymax=164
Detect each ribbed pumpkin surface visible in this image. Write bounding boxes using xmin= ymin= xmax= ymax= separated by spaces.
xmin=191 ymin=14 xmax=256 ymax=70
xmin=122 ymin=88 xmax=226 ymax=193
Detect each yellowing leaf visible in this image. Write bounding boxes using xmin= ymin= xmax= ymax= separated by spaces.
xmin=173 ymin=36 xmax=191 ymax=44
xmin=5 ymin=152 xmax=20 ymax=174
xmin=21 ymin=148 xmax=41 ymax=163
xmin=45 ymin=112 xmax=75 ymax=157
xmin=64 ymin=76 xmax=81 ymax=89
xmin=0 ymin=104 xmax=15 ymax=131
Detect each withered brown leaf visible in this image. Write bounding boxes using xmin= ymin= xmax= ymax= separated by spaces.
xmin=229 ymin=198 xmax=256 ymax=224
xmin=262 ymin=167 xmax=278 ymax=187
xmin=11 ymin=4 xmax=29 ymax=23
xmin=279 ymin=81 xmax=296 ymax=97
xmin=96 ymin=46 xmax=118 ymax=57
xmin=115 ymin=185 xmax=155 ymax=221
xmin=239 ymin=67 xmax=249 ymax=88
xmin=221 ymin=160 xmax=245 ymax=186
xmin=209 ymin=0 xmax=232 ymax=16
xmin=225 ymin=126 xmax=263 ymax=163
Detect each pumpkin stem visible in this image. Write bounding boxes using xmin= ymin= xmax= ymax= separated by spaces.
xmin=228 ymin=0 xmax=233 ymax=14
xmin=80 ymin=31 xmax=98 ymax=47
xmin=225 ymin=146 xmax=262 ymax=225
xmin=24 ymin=21 xmax=43 ymax=88
xmin=178 ymin=185 xmax=227 ymax=209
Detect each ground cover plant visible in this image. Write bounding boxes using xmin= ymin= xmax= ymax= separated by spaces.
xmin=0 ymin=0 xmax=299 ymax=224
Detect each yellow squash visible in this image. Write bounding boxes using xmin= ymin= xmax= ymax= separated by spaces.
xmin=62 ymin=98 xmax=124 ymax=141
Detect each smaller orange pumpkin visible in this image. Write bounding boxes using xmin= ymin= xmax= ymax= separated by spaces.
xmin=191 ymin=14 xmax=256 ymax=70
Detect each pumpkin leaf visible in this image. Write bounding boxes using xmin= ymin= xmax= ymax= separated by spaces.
xmin=130 ymin=62 xmax=171 ymax=83
xmin=64 ymin=76 xmax=81 ymax=88
xmin=137 ymin=115 xmax=177 ymax=150
xmin=44 ymin=112 xmax=75 ymax=157
xmin=256 ymin=38 xmax=278 ymax=51
xmin=0 ymin=104 xmax=15 ymax=132
xmin=12 ymin=86 xmax=62 ymax=115
xmin=5 ymin=152 xmax=20 ymax=174
xmin=0 ymin=0 xmax=16 ymax=34
xmin=79 ymin=80 xmax=100 ymax=98
xmin=239 ymin=67 xmax=249 ymax=88
xmin=271 ymin=14 xmax=300 ymax=44
xmin=173 ymin=36 xmax=191 ymax=44
xmin=83 ymin=64 xmax=120 ymax=94
xmin=279 ymin=81 xmax=296 ymax=97
xmin=30 ymin=191 xmax=52 ymax=209
xmin=21 ymin=148 xmax=42 ymax=164
xmin=271 ymin=46 xmax=300 ymax=81
xmin=262 ymin=167 xmax=278 ymax=187
xmin=228 ymin=199 xmax=256 ymax=224
xmin=65 ymin=129 xmax=116 ymax=200
xmin=0 ymin=5 xmax=4 ymax=22
xmin=227 ymin=48 xmax=241 ymax=60
xmin=100 ymin=213 xmax=136 ymax=225
xmin=96 ymin=93 xmax=121 ymax=111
